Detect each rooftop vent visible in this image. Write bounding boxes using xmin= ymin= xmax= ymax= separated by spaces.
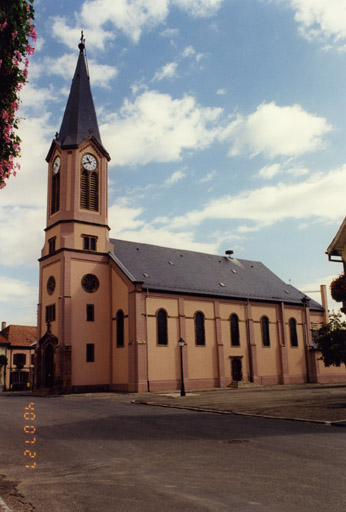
xmin=143 ymin=273 xmax=149 ymax=278
xmin=168 ymin=261 xmax=174 ymax=265
xmin=231 ymin=269 xmax=237 ymax=274
xmin=225 ymin=250 xmax=234 ymax=259
xmin=219 ymin=282 xmax=226 ymax=287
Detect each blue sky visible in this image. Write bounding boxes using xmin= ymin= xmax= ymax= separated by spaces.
xmin=2 ymin=0 xmax=346 ymax=325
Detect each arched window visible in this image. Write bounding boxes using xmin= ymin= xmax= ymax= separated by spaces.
xmin=261 ymin=316 xmax=270 ymax=347
xmin=51 ymin=172 xmax=60 ymax=214
xmin=157 ymin=309 xmax=168 ymax=346
xmin=230 ymin=314 xmax=240 ymax=346
xmin=116 ymin=309 xmax=124 ymax=347
xmin=80 ymin=170 xmax=98 ymax=211
xmin=195 ymin=312 xmax=205 ymax=346
xmin=289 ymin=318 xmax=298 ymax=347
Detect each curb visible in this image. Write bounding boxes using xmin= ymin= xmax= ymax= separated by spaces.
xmin=132 ymin=400 xmax=346 ymax=426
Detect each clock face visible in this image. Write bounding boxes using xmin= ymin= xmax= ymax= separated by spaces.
xmin=82 ymin=153 xmax=97 ymax=171
xmin=53 ymin=156 xmax=60 ymax=174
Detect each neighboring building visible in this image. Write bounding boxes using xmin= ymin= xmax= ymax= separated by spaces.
xmin=35 ymin=39 xmax=346 ymax=393
xmin=0 ymin=322 xmax=37 ymax=390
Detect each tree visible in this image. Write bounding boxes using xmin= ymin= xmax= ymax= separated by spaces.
xmin=0 ymin=0 xmax=36 ymax=189
xmin=315 ymin=312 xmax=346 ymax=367
xmin=0 ymin=354 xmax=8 ymax=390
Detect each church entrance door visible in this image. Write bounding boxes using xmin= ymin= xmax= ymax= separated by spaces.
xmin=44 ymin=344 xmax=54 ymax=388
xmin=231 ymin=358 xmax=242 ymax=382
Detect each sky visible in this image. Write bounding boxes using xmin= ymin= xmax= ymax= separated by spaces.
xmin=2 ymin=0 xmax=346 ymax=325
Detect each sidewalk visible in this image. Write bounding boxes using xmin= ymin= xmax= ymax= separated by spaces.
xmin=132 ymin=383 xmax=346 ymax=426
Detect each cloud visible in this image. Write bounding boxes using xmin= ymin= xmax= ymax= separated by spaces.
xmin=298 ymin=276 xmax=343 ymax=315
xmin=286 ymin=0 xmax=346 ymax=48
xmin=173 ymin=0 xmax=224 ymax=18
xmin=153 ymin=61 xmax=178 ymax=81
xmin=199 ymin=170 xmax=217 ymax=183
xmin=51 ymin=0 xmax=224 ymax=49
xmin=108 ymin=197 xmax=221 ymax=253
xmin=167 ymin=165 xmax=346 ymax=230
xmin=0 ymin=276 xmax=38 ymax=324
xmin=216 ymin=88 xmax=227 ymax=95
xmin=101 ymin=90 xmax=223 ymax=166
xmin=164 ymin=169 xmax=187 ymax=186
xmin=257 ymin=163 xmax=281 ymax=179
xmin=223 ymin=102 xmax=332 ymax=159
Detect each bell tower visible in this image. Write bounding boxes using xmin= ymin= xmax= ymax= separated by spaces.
xmin=36 ymin=36 xmax=113 ymax=391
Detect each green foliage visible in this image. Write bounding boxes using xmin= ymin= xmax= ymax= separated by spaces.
xmin=0 ymin=0 xmax=36 ymax=189
xmin=315 ymin=312 xmax=346 ymax=367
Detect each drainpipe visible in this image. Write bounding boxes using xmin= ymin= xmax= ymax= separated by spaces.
xmin=145 ymin=289 xmax=150 ymax=392
xmin=246 ymin=299 xmax=254 ymax=383
xmin=302 ymin=297 xmax=311 ymax=384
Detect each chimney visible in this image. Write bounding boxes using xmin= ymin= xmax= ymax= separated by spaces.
xmin=1 ymin=321 xmax=6 ymax=331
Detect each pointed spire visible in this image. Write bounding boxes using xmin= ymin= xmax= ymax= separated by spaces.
xmin=57 ymin=34 xmax=102 ymax=148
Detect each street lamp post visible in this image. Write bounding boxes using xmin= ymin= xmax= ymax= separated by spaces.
xmin=178 ymin=338 xmax=186 ymax=397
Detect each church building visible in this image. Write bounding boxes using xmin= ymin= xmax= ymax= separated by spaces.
xmin=35 ymin=40 xmax=346 ymax=393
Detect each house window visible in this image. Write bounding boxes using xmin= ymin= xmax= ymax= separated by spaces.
xmin=81 ymin=170 xmax=98 ymax=211
xmin=51 ymin=172 xmax=60 ymax=214
xmin=45 ymin=304 xmax=56 ymax=323
xmin=13 ymin=353 xmax=26 ymax=366
xmin=157 ymin=309 xmax=168 ymax=346
xmin=48 ymin=237 xmax=56 ymax=254
xmin=230 ymin=314 xmax=240 ymax=346
xmin=116 ymin=309 xmax=124 ymax=347
xmin=83 ymin=236 xmax=97 ymax=251
xmin=261 ymin=316 xmax=270 ymax=347
xmin=86 ymin=304 xmax=94 ymax=322
xmin=195 ymin=312 xmax=206 ymax=346
xmin=289 ymin=318 xmax=298 ymax=347
xmin=86 ymin=343 xmax=95 ymax=362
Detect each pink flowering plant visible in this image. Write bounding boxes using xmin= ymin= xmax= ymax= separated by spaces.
xmin=330 ymin=274 xmax=346 ymax=302
xmin=0 ymin=0 xmax=36 ymax=189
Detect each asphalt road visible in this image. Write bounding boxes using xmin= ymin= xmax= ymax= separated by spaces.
xmin=0 ymin=394 xmax=345 ymax=512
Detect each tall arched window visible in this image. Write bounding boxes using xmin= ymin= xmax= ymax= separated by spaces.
xmin=289 ymin=318 xmax=298 ymax=347
xmin=116 ymin=309 xmax=124 ymax=347
xmin=157 ymin=309 xmax=168 ymax=345
xmin=80 ymin=170 xmax=98 ymax=211
xmin=51 ymin=172 xmax=60 ymax=214
xmin=230 ymin=314 xmax=240 ymax=346
xmin=195 ymin=312 xmax=205 ymax=346
xmin=261 ymin=316 xmax=270 ymax=347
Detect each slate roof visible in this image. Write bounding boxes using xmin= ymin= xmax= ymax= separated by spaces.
xmin=110 ymin=239 xmax=323 ymax=311
xmin=57 ymin=43 xmax=102 ymax=148
xmin=0 ymin=325 xmax=37 ymax=348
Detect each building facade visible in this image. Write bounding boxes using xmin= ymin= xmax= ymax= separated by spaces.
xmin=0 ymin=323 xmax=36 ymax=390
xmin=35 ymin=41 xmax=346 ymax=393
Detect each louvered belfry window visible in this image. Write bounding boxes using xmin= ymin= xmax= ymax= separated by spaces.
xmin=51 ymin=172 xmax=60 ymax=214
xmin=80 ymin=170 xmax=98 ymax=211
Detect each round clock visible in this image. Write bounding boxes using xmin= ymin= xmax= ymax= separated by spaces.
xmin=82 ymin=153 xmax=97 ymax=171
xmin=53 ymin=156 xmax=61 ymax=174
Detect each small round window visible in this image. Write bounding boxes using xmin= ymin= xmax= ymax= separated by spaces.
xmin=81 ymin=274 xmax=99 ymax=293
xmin=47 ymin=276 xmax=56 ymax=295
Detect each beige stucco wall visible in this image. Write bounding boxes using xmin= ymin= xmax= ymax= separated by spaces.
xmin=146 ymin=297 xmax=180 ymax=382
xmin=252 ymin=304 xmax=281 ymax=379
xmin=184 ymin=299 xmax=218 ymax=381
xmin=111 ymin=267 xmax=130 ymax=385
xmin=284 ymin=308 xmax=307 ymax=378
xmin=69 ymin=259 xmax=111 ymax=386
xmin=40 ymin=260 xmax=61 ymax=337
xmin=219 ymin=302 xmax=249 ymax=380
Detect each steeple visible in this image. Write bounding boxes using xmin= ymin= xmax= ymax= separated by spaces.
xmin=57 ymin=34 xmax=103 ymax=148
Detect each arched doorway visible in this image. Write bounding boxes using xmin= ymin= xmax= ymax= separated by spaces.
xmin=44 ymin=344 xmax=54 ymax=388
xmin=231 ymin=358 xmax=242 ymax=382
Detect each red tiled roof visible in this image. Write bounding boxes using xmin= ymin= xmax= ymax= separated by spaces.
xmin=0 ymin=325 xmax=37 ymax=347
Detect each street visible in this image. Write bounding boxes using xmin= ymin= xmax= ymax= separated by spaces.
xmin=0 ymin=393 xmax=345 ymax=512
